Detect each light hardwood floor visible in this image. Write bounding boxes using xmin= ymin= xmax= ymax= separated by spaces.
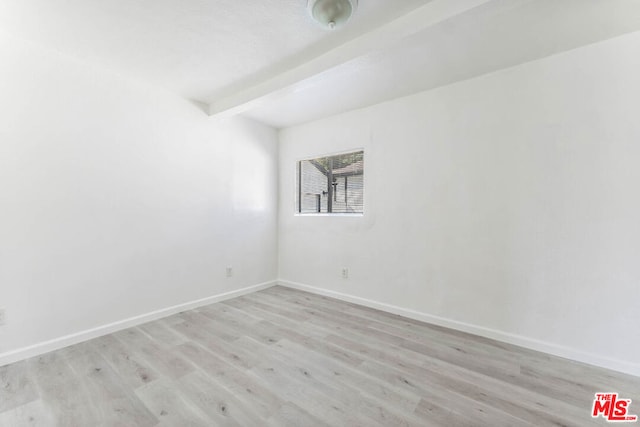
xmin=1 ymin=286 xmax=638 ymax=426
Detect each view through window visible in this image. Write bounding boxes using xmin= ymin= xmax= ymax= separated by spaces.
xmin=297 ymin=150 xmax=364 ymax=214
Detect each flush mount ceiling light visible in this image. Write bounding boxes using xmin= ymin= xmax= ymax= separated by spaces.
xmin=308 ymin=0 xmax=358 ymax=30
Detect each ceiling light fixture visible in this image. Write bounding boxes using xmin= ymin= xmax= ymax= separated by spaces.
xmin=308 ymin=0 xmax=358 ymax=30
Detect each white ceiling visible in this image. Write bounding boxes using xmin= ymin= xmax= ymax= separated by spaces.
xmin=1 ymin=0 xmax=639 ymax=128
xmin=0 ymin=0 xmax=429 ymax=101
xmin=243 ymin=0 xmax=640 ymax=127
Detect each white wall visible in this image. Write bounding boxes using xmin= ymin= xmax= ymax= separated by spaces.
xmin=278 ymin=31 xmax=640 ymax=376
xmin=0 ymin=34 xmax=278 ymax=360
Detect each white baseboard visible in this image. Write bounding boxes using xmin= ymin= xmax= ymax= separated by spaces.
xmin=0 ymin=281 xmax=277 ymax=368
xmin=278 ymin=279 xmax=640 ymax=378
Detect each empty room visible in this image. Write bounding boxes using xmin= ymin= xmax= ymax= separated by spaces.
xmin=1 ymin=0 xmax=640 ymax=425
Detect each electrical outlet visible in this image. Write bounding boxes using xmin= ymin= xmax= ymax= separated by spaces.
xmin=0 ymin=308 xmax=6 ymax=326
xmin=342 ymin=268 xmax=349 ymax=279
xmin=226 ymin=267 xmax=233 ymax=278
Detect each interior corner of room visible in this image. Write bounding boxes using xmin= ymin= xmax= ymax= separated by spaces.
xmin=1 ymin=0 xmax=639 ymax=413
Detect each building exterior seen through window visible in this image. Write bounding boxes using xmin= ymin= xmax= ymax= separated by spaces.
xmin=297 ymin=150 xmax=364 ymax=214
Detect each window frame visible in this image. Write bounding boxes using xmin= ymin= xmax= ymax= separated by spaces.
xmin=295 ymin=149 xmax=365 ymax=216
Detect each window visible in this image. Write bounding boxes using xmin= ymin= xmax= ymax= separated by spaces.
xmin=297 ymin=150 xmax=364 ymax=214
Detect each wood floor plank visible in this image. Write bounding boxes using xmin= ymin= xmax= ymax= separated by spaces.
xmin=138 ymin=319 xmax=188 ymax=347
xmin=26 ymin=351 xmax=99 ymax=426
xmin=326 ymin=327 xmax=591 ymax=425
xmin=273 ymin=339 xmax=426 ymax=426
xmin=0 ymin=399 xmax=56 ymax=427
xmin=241 ymin=338 xmax=387 ymax=427
xmin=175 ymin=371 xmax=265 ymax=426
xmin=109 ymin=326 xmax=196 ymax=380
xmin=1 ymin=285 xmax=638 ymax=426
xmin=0 ymin=361 xmax=38 ymax=413
xmin=61 ymin=343 xmax=159 ymax=427
xmin=173 ymin=324 xmax=262 ymax=371
xmin=134 ymin=378 xmax=210 ymax=426
xmin=275 ymin=338 xmax=422 ymax=414
xmin=266 ymin=401 xmax=333 ymax=427
xmin=176 ymin=342 xmax=285 ymax=419
xmin=88 ymin=334 xmax=160 ymax=390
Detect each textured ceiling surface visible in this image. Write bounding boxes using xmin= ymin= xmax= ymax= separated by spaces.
xmin=243 ymin=0 xmax=640 ymax=128
xmin=1 ymin=0 xmax=639 ymax=128
xmin=0 ymin=0 xmax=428 ymax=103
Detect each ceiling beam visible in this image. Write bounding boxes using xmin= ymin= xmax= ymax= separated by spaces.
xmin=207 ymin=0 xmax=494 ymax=118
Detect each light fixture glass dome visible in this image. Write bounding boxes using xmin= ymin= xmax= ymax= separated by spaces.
xmin=308 ymin=0 xmax=358 ymax=29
